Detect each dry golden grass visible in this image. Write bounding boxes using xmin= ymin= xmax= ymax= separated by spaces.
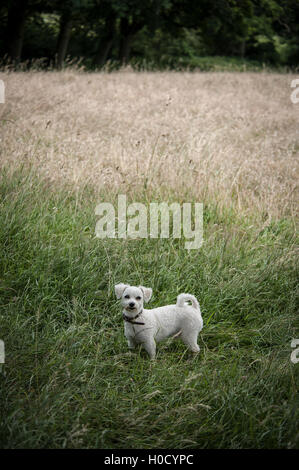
xmin=0 ymin=70 xmax=298 ymax=218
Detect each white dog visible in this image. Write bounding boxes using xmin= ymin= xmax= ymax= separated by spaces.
xmin=115 ymin=283 xmax=203 ymax=359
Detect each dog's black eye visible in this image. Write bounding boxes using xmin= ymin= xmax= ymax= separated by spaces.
xmin=124 ymin=295 xmax=130 ymax=299
xmin=136 ymin=296 xmax=141 ymax=300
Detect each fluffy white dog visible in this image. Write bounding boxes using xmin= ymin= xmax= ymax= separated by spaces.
xmin=115 ymin=283 xmax=203 ymax=359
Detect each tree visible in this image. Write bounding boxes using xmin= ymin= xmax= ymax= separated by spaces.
xmin=5 ymin=0 xmax=29 ymax=63
xmin=91 ymin=0 xmax=117 ymax=67
xmin=55 ymin=4 xmax=73 ymax=69
xmin=1 ymin=0 xmax=298 ymax=69
xmin=55 ymin=0 xmax=94 ymax=69
xmin=272 ymin=0 xmax=299 ymax=64
xmin=3 ymin=0 xmax=58 ymax=64
xmin=93 ymin=0 xmax=168 ymax=66
xmin=94 ymin=16 xmax=116 ymax=67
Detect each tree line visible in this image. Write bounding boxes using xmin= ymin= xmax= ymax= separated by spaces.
xmin=0 ymin=0 xmax=298 ymax=70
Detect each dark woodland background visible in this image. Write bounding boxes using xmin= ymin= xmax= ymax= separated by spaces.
xmin=1 ymin=0 xmax=299 ymax=70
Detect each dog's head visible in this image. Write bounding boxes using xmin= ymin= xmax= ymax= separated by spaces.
xmin=115 ymin=283 xmax=152 ymax=316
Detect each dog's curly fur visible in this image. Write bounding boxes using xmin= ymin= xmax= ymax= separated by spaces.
xmin=115 ymin=283 xmax=203 ymax=359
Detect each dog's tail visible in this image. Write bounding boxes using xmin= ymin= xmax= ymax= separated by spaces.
xmin=176 ymin=293 xmax=200 ymax=311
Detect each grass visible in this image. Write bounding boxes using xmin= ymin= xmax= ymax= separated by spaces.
xmin=0 ymin=55 xmax=290 ymax=73
xmin=0 ymin=168 xmax=298 ymax=449
xmin=0 ymin=70 xmax=298 ymax=448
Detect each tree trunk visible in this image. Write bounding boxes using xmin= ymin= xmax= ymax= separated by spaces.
xmin=118 ymin=17 xmax=143 ymax=65
xmin=94 ymin=39 xmax=114 ymax=67
xmin=119 ymin=34 xmax=134 ymax=65
xmin=118 ymin=17 xmax=135 ymax=65
xmin=5 ymin=0 xmax=28 ymax=64
xmin=94 ymin=17 xmax=116 ymax=67
xmin=240 ymin=40 xmax=246 ymax=58
xmin=56 ymin=12 xmax=72 ymax=69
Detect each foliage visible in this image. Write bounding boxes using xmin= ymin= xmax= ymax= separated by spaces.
xmin=0 ymin=0 xmax=298 ymax=69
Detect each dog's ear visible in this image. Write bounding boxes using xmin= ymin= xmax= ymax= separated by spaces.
xmin=139 ymin=286 xmax=152 ymax=303
xmin=115 ymin=283 xmax=129 ymax=299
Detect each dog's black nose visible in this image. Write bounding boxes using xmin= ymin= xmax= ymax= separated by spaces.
xmin=129 ymin=302 xmax=135 ymax=308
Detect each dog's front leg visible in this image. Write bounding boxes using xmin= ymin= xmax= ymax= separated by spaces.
xmin=127 ymin=336 xmax=137 ymax=350
xmin=143 ymin=339 xmax=156 ymax=360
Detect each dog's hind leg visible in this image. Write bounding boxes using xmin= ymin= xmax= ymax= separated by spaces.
xmin=181 ymin=331 xmax=200 ymax=353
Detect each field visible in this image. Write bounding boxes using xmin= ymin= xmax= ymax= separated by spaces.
xmin=0 ymin=70 xmax=298 ymax=449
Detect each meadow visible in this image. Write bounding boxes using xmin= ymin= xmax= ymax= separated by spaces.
xmin=0 ymin=70 xmax=298 ymax=448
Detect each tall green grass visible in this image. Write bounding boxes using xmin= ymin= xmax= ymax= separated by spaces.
xmin=0 ymin=168 xmax=298 ymax=448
